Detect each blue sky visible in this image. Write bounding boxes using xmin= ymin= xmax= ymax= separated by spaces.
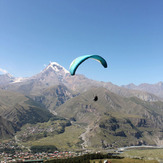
xmin=0 ymin=0 xmax=163 ymax=85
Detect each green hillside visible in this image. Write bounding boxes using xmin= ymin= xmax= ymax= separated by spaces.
xmin=55 ymin=87 xmax=163 ymax=149
xmin=0 ymin=89 xmax=54 ymax=128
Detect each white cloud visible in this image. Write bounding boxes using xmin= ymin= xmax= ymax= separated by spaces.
xmin=0 ymin=68 xmax=8 ymax=74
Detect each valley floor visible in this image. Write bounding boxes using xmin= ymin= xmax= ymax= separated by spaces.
xmin=1 ymin=144 xmax=163 ymax=162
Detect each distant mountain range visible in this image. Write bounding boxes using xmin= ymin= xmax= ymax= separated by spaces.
xmin=122 ymin=82 xmax=163 ymax=98
xmin=0 ymin=62 xmax=163 ymax=150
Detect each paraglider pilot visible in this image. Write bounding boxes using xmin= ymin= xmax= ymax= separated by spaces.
xmin=93 ymin=95 xmax=98 ymax=101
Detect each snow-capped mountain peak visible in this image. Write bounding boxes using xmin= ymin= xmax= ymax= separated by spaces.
xmin=44 ymin=62 xmax=69 ymax=74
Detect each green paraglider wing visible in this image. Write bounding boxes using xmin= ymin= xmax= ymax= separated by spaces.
xmin=69 ymin=55 xmax=107 ymax=75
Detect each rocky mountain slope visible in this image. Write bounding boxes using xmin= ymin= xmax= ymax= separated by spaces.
xmin=30 ymin=84 xmax=75 ymax=112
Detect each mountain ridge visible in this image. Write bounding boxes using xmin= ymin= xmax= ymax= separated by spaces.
xmin=122 ymin=82 xmax=163 ymax=99
xmin=0 ymin=62 xmax=162 ymax=102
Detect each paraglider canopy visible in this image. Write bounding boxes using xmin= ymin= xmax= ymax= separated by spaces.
xmin=69 ymin=55 xmax=107 ymax=76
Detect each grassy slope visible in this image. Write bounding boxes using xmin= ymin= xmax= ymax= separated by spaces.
xmin=0 ymin=116 xmax=17 ymax=139
xmin=0 ymin=89 xmax=54 ymax=128
xmin=21 ymin=124 xmax=85 ymax=151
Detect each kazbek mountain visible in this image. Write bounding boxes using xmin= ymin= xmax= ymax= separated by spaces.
xmin=0 ymin=62 xmax=70 ymax=95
